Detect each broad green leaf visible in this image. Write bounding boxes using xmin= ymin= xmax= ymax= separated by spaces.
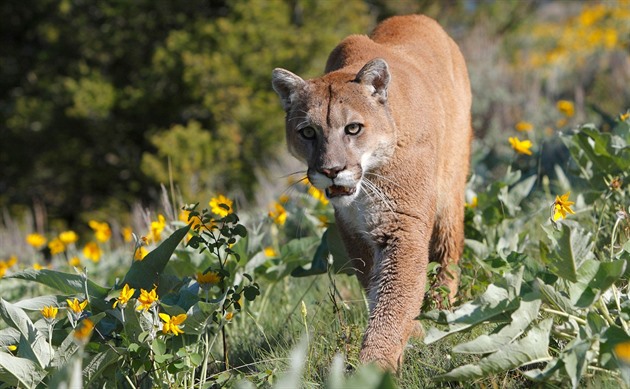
xmin=561 ymin=339 xmax=591 ymax=389
xmin=0 ymin=352 xmax=47 ymax=387
xmin=568 ymin=258 xmax=626 ymax=308
xmin=152 ymin=338 xmax=167 ymax=355
xmin=7 ymin=269 xmax=109 ymax=311
xmin=267 ymin=236 xmax=319 ymax=279
xmin=184 ymin=300 xmax=221 ymax=335
xmin=48 ymin=351 xmax=83 ymax=389
xmin=423 ymin=268 xmax=523 ymax=344
xmin=435 ymin=318 xmax=552 ymax=381
xmin=452 ymin=295 xmax=541 ymax=354
xmin=51 ymin=329 xmax=81 ymax=369
xmin=568 ymin=259 xmax=599 ymax=307
xmin=122 ymin=224 xmax=191 ymax=292
xmin=497 ymin=174 xmax=537 ymax=217
xmin=291 ymin=224 xmax=353 ymax=277
xmin=534 ymin=279 xmax=577 ymax=314
xmin=0 ymin=298 xmax=51 ymax=368
xmin=121 ymin=303 xmax=148 ymax=340
xmin=13 ymin=295 xmax=69 ymax=311
xmin=540 ymin=224 xmax=594 ymax=283
xmin=83 ymin=347 xmax=124 ymax=387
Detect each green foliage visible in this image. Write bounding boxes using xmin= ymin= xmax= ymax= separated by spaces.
xmin=0 ymin=0 xmax=371 ymax=219
xmin=423 ymin=117 xmax=630 ymax=388
xmin=0 ymin=202 xmax=265 ymax=387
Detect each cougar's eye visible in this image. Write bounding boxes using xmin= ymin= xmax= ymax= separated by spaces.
xmin=299 ymin=126 xmax=316 ymax=140
xmin=345 ymin=123 xmax=362 ymax=135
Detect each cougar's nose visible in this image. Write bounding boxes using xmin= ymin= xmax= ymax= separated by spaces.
xmin=319 ymin=166 xmax=344 ymax=179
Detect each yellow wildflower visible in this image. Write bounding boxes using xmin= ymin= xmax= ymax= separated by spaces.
xmin=264 ymin=247 xmax=278 ymax=257
xmin=159 ymin=313 xmax=187 ymax=336
xmin=41 ymin=306 xmax=59 ymax=321
xmin=7 ymin=345 xmax=17 ymax=352
xmin=59 ymin=230 xmax=79 ymax=245
xmin=515 ymin=121 xmax=533 ymax=132
xmin=225 ymin=311 xmax=234 ymax=321
xmin=466 ymin=196 xmax=478 ymax=209
xmin=279 ymin=194 xmax=290 ymax=204
xmin=196 ymin=271 xmax=221 ymax=286
xmin=26 ymin=233 xmax=47 ymax=248
xmin=33 ymin=263 xmax=43 ymax=270
xmin=0 ymin=262 xmax=7 ymax=278
xmin=317 ymin=215 xmax=329 ymax=228
xmin=122 ymin=227 xmax=133 ymax=243
xmin=83 ymin=242 xmax=102 ymax=262
xmin=136 ymin=286 xmax=158 ymax=311
xmin=179 ymin=210 xmax=202 ymax=229
xmin=66 ymin=298 xmax=88 ymax=315
xmin=74 ymin=318 xmax=94 ymax=343
xmin=553 ymin=192 xmax=576 ymax=221
xmin=113 ymin=284 xmax=136 ymax=309
xmin=134 ymin=246 xmax=148 ymax=261
xmin=88 ymin=220 xmax=111 ymax=243
xmin=68 ymin=256 xmax=81 ymax=267
xmin=308 ymin=185 xmax=329 ymax=205
xmin=556 ymin=100 xmax=575 ymax=117
xmin=268 ymin=202 xmax=287 ymax=225
xmin=6 ymin=256 xmax=17 ymax=267
xmin=508 ymin=137 xmax=533 ymax=156
xmin=209 ymin=195 xmax=233 ymax=217
xmin=48 ymin=238 xmax=65 ymax=256
xmin=148 ymin=214 xmax=166 ymax=243
xmin=615 ymin=341 xmax=630 ymax=364
xmin=620 ymin=112 xmax=629 ymax=121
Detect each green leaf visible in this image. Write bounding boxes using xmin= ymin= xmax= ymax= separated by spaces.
xmin=435 ymin=318 xmax=552 ymax=381
xmin=7 ymin=269 xmax=109 ymax=311
xmin=184 ymin=300 xmax=221 ymax=335
xmin=452 ymin=295 xmax=541 ymax=354
xmin=601 ymin=325 xmax=630 ymax=385
xmin=0 ymin=298 xmax=51 ymax=368
xmin=497 ymin=174 xmax=537 ymax=217
xmin=291 ymin=224 xmax=353 ymax=277
xmin=49 ymin=351 xmax=83 ymax=389
xmin=152 ymin=338 xmax=167 ymax=355
xmin=540 ymin=224 xmax=594 ymax=283
xmin=423 ymin=268 xmax=523 ymax=344
xmin=561 ymin=339 xmax=591 ymax=389
xmin=0 ymin=352 xmax=47 ymax=387
xmin=568 ymin=258 xmax=626 ymax=308
xmin=122 ymin=224 xmax=191 ymax=292
xmin=13 ymin=295 xmax=69 ymax=311
xmin=534 ymin=279 xmax=577 ymax=314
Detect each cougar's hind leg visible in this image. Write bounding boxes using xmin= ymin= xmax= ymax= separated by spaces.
xmin=428 ymin=208 xmax=465 ymax=306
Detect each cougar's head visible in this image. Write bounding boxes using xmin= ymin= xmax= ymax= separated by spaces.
xmin=272 ymin=58 xmax=396 ymax=207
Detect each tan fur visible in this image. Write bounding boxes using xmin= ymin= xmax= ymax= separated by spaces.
xmin=272 ymin=15 xmax=472 ymax=370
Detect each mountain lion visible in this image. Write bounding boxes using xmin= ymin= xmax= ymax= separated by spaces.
xmin=272 ymin=14 xmax=472 ymax=370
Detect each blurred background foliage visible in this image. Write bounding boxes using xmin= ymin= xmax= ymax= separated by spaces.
xmin=1 ymin=0 xmax=629 ymax=230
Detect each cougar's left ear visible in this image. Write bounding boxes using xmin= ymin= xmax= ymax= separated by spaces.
xmin=355 ymin=58 xmax=390 ymax=103
xmin=272 ymin=68 xmax=306 ymax=111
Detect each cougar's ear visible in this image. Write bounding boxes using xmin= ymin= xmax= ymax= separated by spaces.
xmin=355 ymin=58 xmax=390 ymax=103
xmin=272 ymin=68 xmax=306 ymax=111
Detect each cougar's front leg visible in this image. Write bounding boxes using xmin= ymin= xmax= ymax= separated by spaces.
xmin=335 ymin=219 xmax=374 ymax=293
xmin=359 ymin=221 xmax=430 ymax=371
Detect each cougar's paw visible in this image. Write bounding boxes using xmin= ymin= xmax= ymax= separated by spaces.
xmin=359 ymin=347 xmax=402 ymax=372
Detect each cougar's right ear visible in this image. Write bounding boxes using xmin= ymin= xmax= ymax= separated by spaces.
xmin=355 ymin=58 xmax=390 ymax=103
xmin=272 ymin=68 xmax=306 ymax=111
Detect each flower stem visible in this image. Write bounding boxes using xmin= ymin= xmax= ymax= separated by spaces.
xmin=541 ymin=308 xmax=587 ymax=325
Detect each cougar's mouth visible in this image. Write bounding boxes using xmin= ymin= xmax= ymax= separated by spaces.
xmin=326 ymin=185 xmax=356 ymax=198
